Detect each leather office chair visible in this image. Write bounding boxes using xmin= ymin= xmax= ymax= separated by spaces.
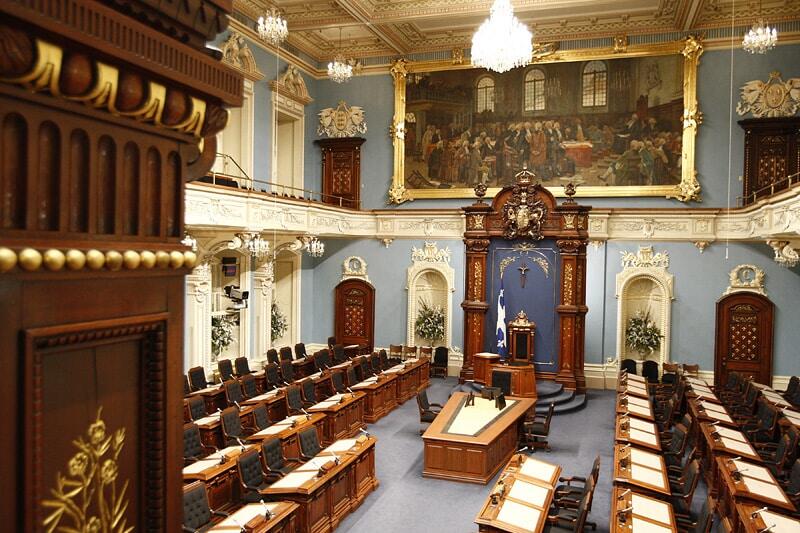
xmin=358 ymin=358 xmax=373 ymax=380
xmin=223 ymin=380 xmax=245 ymax=407
xmin=286 ymin=385 xmax=304 ymax=415
xmin=758 ymin=433 xmax=794 ymax=476
xmin=236 ymin=449 xmax=270 ymax=503
xmin=279 ymin=346 xmax=293 ymax=361
xmin=674 ymin=496 xmax=715 ymax=533
xmin=431 ymin=347 xmax=448 ymax=379
xmin=416 ymin=389 xmax=443 ymax=435
xmin=251 ymin=403 xmax=272 ymax=432
xmin=662 ymin=423 xmax=688 ymax=468
xmin=782 ymin=376 xmax=800 ymax=402
xmin=520 ymin=403 xmax=555 ymax=452
xmin=668 ymin=459 xmax=700 ymax=516
xmin=240 ymin=374 xmax=258 ymax=399
xmin=182 ymin=481 xmax=228 ymax=533
xmin=741 ymin=400 xmax=778 ymax=443
xmin=315 ymin=349 xmax=331 ymax=370
xmin=298 ymin=427 xmax=321 ymax=460
xmin=218 ymin=359 xmax=234 ymax=382
xmin=183 ymin=423 xmax=215 ymax=464
xmin=300 ymin=379 xmax=317 ymax=407
xmin=294 ymin=342 xmax=307 ymax=360
xmin=332 ymin=343 xmax=346 ymax=364
xmin=491 ymin=369 xmax=512 ymax=396
xmin=186 ymin=396 xmax=207 ymax=421
xmin=183 ymin=375 xmax=191 ymax=396
xmin=331 ymin=371 xmax=346 ymax=394
xmin=781 ymin=459 xmax=800 ymax=506
xmin=279 ymin=359 xmax=294 ymax=384
xmin=266 ymin=348 xmax=280 ymax=366
xmin=220 ymin=407 xmax=249 ymax=445
xmin=555 ymin=456 xmax=600 ymax=507
xmin=378 ymin=349 xmax=390 ymax=370
xmin=654 ymin=397 xmax=676 ymax=432
xmin=234 ymin=356 xmax=251 ymax=376
xmin=682 ymin=363 xmax=699 ymax=377
xmin=642 ymin=360 xmax=659 ymax=384
xmin=661 ymin=362 xmax=679 ymax=385
xmin=370 ymin=353 xmax=382 ymax=374
xmin=327 ymin=336 xmax=336 ymax=349
xmin=544 ymin=489 xmax=593 ymax=532
xmin=188 ymin=366 xmax=210 ymax=391
xmin=620 ymin=359 xmax=637 ymax=375
xmin=261 ymin=438 xmax=297 ymax=481
xmin=264 ymin=363 xmax=280 ymax=390
xmin=668 ymin=446 xmax=697 ymax=484
xmin=346 ymin=366 xmax=359 ymax=387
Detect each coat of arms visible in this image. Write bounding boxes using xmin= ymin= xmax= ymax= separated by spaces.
xmin=318 ymin=100 xmax=367 ymax=138
xmin=736 ymin=71 xmax=800 ymax=118
xmin=502 ymin=168 xmax=547 ymax=240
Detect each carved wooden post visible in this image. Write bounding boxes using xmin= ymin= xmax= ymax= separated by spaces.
xmin=460 ymin=203 xmax=491 ymax=383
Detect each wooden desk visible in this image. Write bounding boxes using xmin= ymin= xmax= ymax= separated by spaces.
xmin=208 ymin=501 xmax=299 ymax=532
xmin=615 ymin=415 xmax=661 ymax=451
xmin=489 ymin=364 xmax=537 ymax=399
xmin=183 ymin=445 xmax=256 ymax=510
xmin=189 ymin=384 xmax=227 ymax=413
xmin=194 ymin=407 xmax=256 ymax=449
xmin=307 ymin=392 xmax=365 ymax=445
xmin=474 ymin=352 xmax=501 ymax=385
xmin=351 ymin=373 xmax=398 ymax=423
xmin=384 ymin=357 xmax=429 ymax=402
xmin=422 ymin=392 xmax=536 ymax=484
xmin=242 ymin=388 xmax=288 ymax=421
xmin=261 ymin=436 xmax=378 ymax=533
xmin=699 ymin=424 xmax=762 ymax=497
xmin=735 ymin=503 xmax=800 ymax=533
xmin=688 ymin=398 xmax=737 ymax=427
xmin=617 ymin=381 xmax=651 ymax=399
xmin=245 ymin=414 xmax=326 ymax=460
xmin=610 ymin=487 xmax=677 ymax=533
xmin=293 ymin=357 xmax=318 ymax=380
xmin=716 ymin=457 xmax=795 ymax=522
xmin=616 ymin=395 xmax=654 ymax=421
xmin=613 ymin=444 xmax=670 ymax=496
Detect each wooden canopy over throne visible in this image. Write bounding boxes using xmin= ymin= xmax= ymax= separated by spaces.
xmin=460 ymin=172 xmax=591 ymax=392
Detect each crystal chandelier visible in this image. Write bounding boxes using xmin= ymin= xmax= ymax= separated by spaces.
xmin=327 ymin=28 xmax=353 ymax=83
xmin=257 ymin=7 xmax=288 ymax=46
xmin=742 ymin=20 xmax=778 ymax=54
xmin=229 ymin=232 xmax=270 ymax=258
xmin=298 ymin=235 xmax=325 ymax=257
xmin=471 ymin=0 xmax=533 ymax=73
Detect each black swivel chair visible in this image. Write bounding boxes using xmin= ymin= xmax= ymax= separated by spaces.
xmin=188 ymin=366 xmax=210 ymax=391
xmin=223 ymin=380 xmax=245 ymax=407
xmin=370 ymin=353 xmax=382 ymax=374
xmin=234 ymin=357 xmax=251 ymax=376
xmin=491 ymin=369 xmax=512 ymax=396
xmin=236 ymin=449 xmax=270 ymax=503
xmin=327 ymin=336 xmax=336 ymax=349
xmin=781 ymin=459 xmax=800 ymax=507
xmin=358 ymin=358 xmax=373 ymax=380
xmin=379 ymin=349 xmax=391 ymax=370
xmin=261 ymin=438 xmax=297 ymax=481
xmin=286 ymin=385 xmax=304 ymax=415
xmin=555 ymin=456 xmax=600 ymax=507
xmin=642 ymin=360 xmax=659 ymax=384
xmin=431 ymin=347 xmax=448 ymax=378
xmin=298 ymin=427 xmax=322 ymax=460
xmin=315 ymin=350 xmax=332 ymax=370
xmin=294 ymin=343 xmax=307 ymax=360
xmin=218 ymin=359 xmax=234 ymax=382
xmin=220 ymin=407 xmax=249 ymax=445
xmin=280 ymin=359 xmax=295 ymax=384
xmin=416 ymin=389 xmax=443 ymax=435
xmin=346 ymin=366 xmax=359 ymax=387
xmin=266 ymin=348 xmax=280 ymax=366
xmin=676 ymin=496 xmax=715 ymax=533
xmin=332 ymin=344 xmax=346 ymax=364
xmin=183 ymin=423 xmax=215 ymax=464
xmin=186 ymin=396 xmax=207 ymax=421
xmin=182 ymin=481 xmax=228 ymax=532
xmin=520 ymin=402 xmax=555 ymax=452
xmin=264 ymin=363 xmax=281 ymax=391
xmin=240 ymin=374 xmax=258 ymax=399
xmin=300 ymin=379 xmax=317 ymax=407
xmin=251 ymin=403 xmax=272 ymax=432
xmin=621 ymin=359 xmax=637 ymax=375
xmin=332 ymin=371 xmax=346 ymax=394
xmin=183 ymin=375 xmax=191 ymax=396
xmin=279 ymin=346 xmax=293 ymax=361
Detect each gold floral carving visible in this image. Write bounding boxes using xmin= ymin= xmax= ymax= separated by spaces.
xmin=563 ymin=214 xmax=576 ymax=229
xmin=467 ymin=214 xmax=485 ymax=230
xmin=42 ymin=408 xmax=132 ymax=533
xmin=472 ymin=262 xmax=483 ymax=300
xmin=499 ymin=257 xmax=517 ymax=278
xmin=451 ymin=48 xmax=464 ymax=65
xmin=563 ymin=263 xmax=574 ymax=305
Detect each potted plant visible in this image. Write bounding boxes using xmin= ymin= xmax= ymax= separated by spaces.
xmin=414 ymin=299 xmax=445 ymax=346
xmin=271 ymin=302 xmax=288 ymax=342
xmin=625 ymin=310 xmax=662 ymax=359
xmin=211 ymin=315 xmax=235 ymax=360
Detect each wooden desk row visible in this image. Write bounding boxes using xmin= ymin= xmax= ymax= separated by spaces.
xmin=348 ymin=357 xmax=430 ymax=423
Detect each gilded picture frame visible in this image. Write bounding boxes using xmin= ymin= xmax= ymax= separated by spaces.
xmin=388 ymin=36 xmax=703 ymax=204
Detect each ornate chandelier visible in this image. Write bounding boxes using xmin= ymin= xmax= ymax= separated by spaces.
xmin=471 ymin=0 xmax=533 ymax=73
xmin=229 ymin=232 xmax=270 ymax=258
xmin=327 ymin=28 xmax=354 ymax=83
xmin=298 ymin=235 xmax=325 ymax=257
xmin=257 ymin=7 xmax=288 ymax=46
xmin=742 ymin=20 xmax=778 ymax=54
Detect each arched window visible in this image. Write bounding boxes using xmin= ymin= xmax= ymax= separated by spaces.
xmin=476 ymin=76 xmax=495 ymax=113
xmin=582 ymin=61 xmax=607 ymax=108
xmin=524 ymin=68 xmax=546 ymax=112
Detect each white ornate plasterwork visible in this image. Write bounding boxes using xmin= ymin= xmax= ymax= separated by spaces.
xmin=406 ymin=242 xmax=456 ymax=349
xmin=725 ymin=264 xmax=767 ymax=296
xmin=252 ymin=259 xmax=275 ymax=359
xmin=220 ymin=32 xmax=264 ymax=81
xmin=269 ymin=64 xmax=313 ymax=106
xmin=767 ymin=240 xmax=800 ymax=268
xmin=737 ymin=71 xmax=800 ymax=118
xmin=616 ymin=246 xmax=674 ymax=369
xmin=342 ymin=256 xmax=370 ymax=282
xmin=185 ymin=261 xmax=213 ymax=370
xmin=318 ymin=101 xmax=367 ymax=138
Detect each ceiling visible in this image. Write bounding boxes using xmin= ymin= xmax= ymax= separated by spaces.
xmin=233 ymin=0 xmax=800 ymax=62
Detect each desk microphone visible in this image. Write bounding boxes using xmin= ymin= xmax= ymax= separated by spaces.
xmin=301 ymin=408 xmax=311 ymax=420
xmin=751 ymin=507 xmax=769 ymax=519
xmin=359 ymin=427 xmax=371 ymax=438
xmin=236 ymin=438 xmax=246 ymax=452
xmin=227 ymin=514 xmax=246 ymax=533
xmin=617 ymin=489 xmax=631 ymax=501
xmin=758 ymin=525 xmax=777 ymax=533
xmin=260 ymin=499 xmax=273 ymax=520
xmin=347 ymin=386 xmax=356 ymax=398
xmin=234 ymin=401 xmax=242 ymax=410
xmin=617 ymin=506 xmax=633 ymax=515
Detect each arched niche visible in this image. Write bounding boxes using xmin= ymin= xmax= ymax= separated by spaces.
xmin=615 ymin=246 xmax=674 ymax=369
xmin=406 ymin=242 xmax=455 ymax=348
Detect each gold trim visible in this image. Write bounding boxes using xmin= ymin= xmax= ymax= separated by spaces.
xmin=0 ymin=247 xmax=197 ymax=273
xmin=388 ymin=38 xmax=703 ymax=203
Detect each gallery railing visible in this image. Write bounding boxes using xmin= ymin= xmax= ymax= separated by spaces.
xmin=738 ymin=171 xmax=800 ymax=206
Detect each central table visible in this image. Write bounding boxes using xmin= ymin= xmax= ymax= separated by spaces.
xmin=422 ymin=392 xmax=536 ymax=484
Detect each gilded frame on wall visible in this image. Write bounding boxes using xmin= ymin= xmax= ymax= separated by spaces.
xmin=388 ymin=37 xmax=703 ymax=204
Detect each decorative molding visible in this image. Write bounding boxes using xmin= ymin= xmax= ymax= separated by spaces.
xmin=342 ymin=256 xmax=370 ymax=282
xmin=0 ymin=247 xmax=196 ymax=274
xmin=411 ymin=241 xmax=451 ymax=264
xmin=317 ymin=100 xmax=367 ymax=138
xmin=220 ymin=32 xmax=264 ymax=81
xmin=767 ymin=240 xmax=800 ymax=268
xmin=693 ymin=241 xmax=710 ymax=253
xmin=269 ymin=64 xmax=313 ymax=106
xmin=737 ymin=71 xmax=800 ymax=119
xmin=406 ymin=242 xmax=455 ymax=348
xmin=620 ymin=246 xmax=670 ymax=269
xmin=725 ymin=264 xmax=767 ymax=296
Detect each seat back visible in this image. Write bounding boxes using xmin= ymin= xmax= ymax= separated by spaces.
xmin=218 ymin=359 xmax=234 ymax=382
xmin=379 ymin=349 xmax=390 ymax=369
xmin=332 ymin=344 xmax=345 ymax=363
xmin=370 ymin=353 xmax=382 ymax=373
xmin=491 ymin=369 xmax=512 ymax=396
xmin=433 ymin=347 xmax=448 ymax=367
xmin=252 ymin=403 xmax=271 ymax=431
xmin=403 ymin=345 xmax=417 ymax=359
xmin=266 ymin=348 xmax=280 ymax=365
xmin=240 ymin=374 xmax=257 ymax=399
xmin=680 ymin=459 xmax=700 ymax=503
xmin=683 ymin=363 xmax=699 ymax=376
xmin=220 ymin=407 xmax=244 ymax=441
xmin=301 ymin=379 xmax=316 ymax=404
xmin=236 ymin=449 xmax=264 ymax=489
xmin=286 ymin=385 xmax=303 ymax=412
xmin=621 ymin=359 xmax=637 ymax=375
xmin=541 ymin=403 xmax=555 ymax=433
xmin=327 ymin=336 xmax=336 ymax=349
xmin=332 ymin=371 xmax=346 ymax=393
xmin=183 ymin=374 xmax=191 ymax=396
xmin=786 ymin=376 xmax=800 ymax=397
xmin=417 ymin=389 xmax=431 ymax=413
xmin=187 ymin=396 xmax=206 ymax=421
xmin=642 ymin=360 xmax=659 ymax=383
xmin=261 ymin=438 xmax=285 ymax=471
xmin=669 ymin=424 xmax=688 ymax=456
xmin=775 ymin=433 xmax=793 ymax=472
xmin=315 ymin=350 xmax=331 ymax=369
xmin=294 ymin=343 xmax=307 ymax=360
xmin=346 ymin=366 xmax=358 ymax=387
xmin=224 ymin=380 xmax=245 ymax=406
xmin=280 ymin=359 xmax=294 ymax=383
xmin=183 ymin=423 xmax=205 ymax=459
xmin=693 ymin=496 xmax=716 ymax=533
xmin=183 ymin=481 xmax=213 ymax=530
xmin=234 ymin=356 xmax=251 ymax=376
xmin=299 ymin=427 xmax=321 ymax=458
xmin=188 ymin=366 xmax=209 ymax=391
xmin=786 ymin=459 xmax=800 ymax=494
xmin=419 ymin=346 xmax=433 ymax=358
xmin=358 ymin=359 xmax=371 ymax=380
xmin=264 ymin=363 xmax=280 ymax=389
xmin=389 ymin=344 xmax=402 ymax=357
xmin=279 ymin=346 xmax=293 ymax=361
xmin=590 ymin=455 xmax=601 ymax=483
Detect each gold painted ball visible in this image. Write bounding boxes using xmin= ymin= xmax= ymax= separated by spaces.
xmin=105 ymin=250 xmax=123 ymax=271
xmin=18 ymin=248 xmax=42 ymax=271
xmin=43 ymin=249 xmax=66 ymax=271
xmin=86 ymin=249 xmax=105 ymax=269
xmin=0 ymin=247 xmax=17 ymax=273
xmin=140 ymin=251 xmax=156 ymax=269
xmin=65 ymin=249 xmax=86 ymax=270
xmin=123 ymin=250 xmax=141 ymax=269
xmin=169 ymin=250 xmax=184 ymax=269
xmin=155 ymin=251 xmax=170 ymax=268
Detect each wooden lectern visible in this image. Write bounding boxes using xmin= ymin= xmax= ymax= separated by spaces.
xmin=508 ymin=311 xmax=536 ymax=365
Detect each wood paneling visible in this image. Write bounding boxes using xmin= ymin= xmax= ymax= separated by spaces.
xmin=334 ymin=279 xmax=375 ymax=351
xmin=714 ymin=292 xmax=774 ymax=388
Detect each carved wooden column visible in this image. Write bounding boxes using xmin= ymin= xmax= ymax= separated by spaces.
xmin=460 ymin=203 xmax=492 ymax=383
xmin=555 ymin=239 xmax=588 ymax=392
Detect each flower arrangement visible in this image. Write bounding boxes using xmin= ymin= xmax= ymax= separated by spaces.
xmin=211 ymin=315 xmax=235 ymax=359
xmin=271 ymin=303 xmax=288 ymax=342
xmin=625 ymin=310 xmax=662 ymax=357
xmin=415 ymin=299 xmax=445 ymax=344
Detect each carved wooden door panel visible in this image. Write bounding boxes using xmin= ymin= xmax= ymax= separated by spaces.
xmin=714 ymin=293 xmax=774 ymax=387
xmin=315 ymin=137 xmax=365 ymax=209
xmin=334 ymin=280 xmax=375 ymax=351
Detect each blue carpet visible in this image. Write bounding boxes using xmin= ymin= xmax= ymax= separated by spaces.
xmin=335 ymin=378 xmax=708 ymax=532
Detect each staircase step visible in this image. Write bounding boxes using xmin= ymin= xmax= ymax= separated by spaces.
xmin=536 ymin=380 xmax=563 ymax=398
xmin=536 ymin=390 xmax=574 ymax=407
xmin=537 ymin=393 xmax=587 ymax=414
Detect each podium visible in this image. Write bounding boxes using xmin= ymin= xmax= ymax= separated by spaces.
xmin=473 ymin=352 xmax=501 ymax=385
xmin=489 ymin=364 xmax=537 ymax=399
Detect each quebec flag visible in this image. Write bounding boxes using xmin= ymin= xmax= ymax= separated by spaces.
xmin=496 ymin=277 xmax=507 ymax=358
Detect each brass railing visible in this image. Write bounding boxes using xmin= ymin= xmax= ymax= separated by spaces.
xmin=739 ymin=171 xmax=800 ymax=206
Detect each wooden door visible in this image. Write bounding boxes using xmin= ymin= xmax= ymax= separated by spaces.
xmin=714 ymin=292 xmax=774 ymax=387
xmin=334 ymin=279 xmax=375 ymax=351
xmin=315 ymin=137 xmax=365 ymax=209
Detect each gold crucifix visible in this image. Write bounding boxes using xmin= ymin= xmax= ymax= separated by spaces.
xmin=518 ymin=262 xmax=529 ymax=288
